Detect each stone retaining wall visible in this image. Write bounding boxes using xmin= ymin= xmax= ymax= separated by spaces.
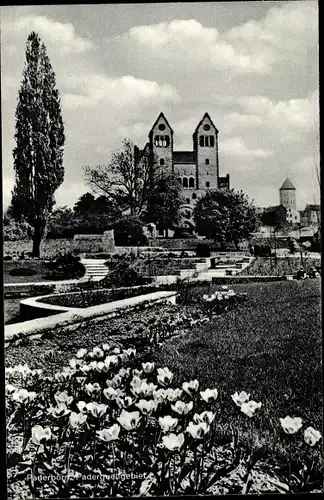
xmin=5 ymin=291 xmax=177 ymax=342
xmin=4 ymin=280 xmax=86 ymax=299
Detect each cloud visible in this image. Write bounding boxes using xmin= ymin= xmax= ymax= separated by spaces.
xmin=124 ymin=19 xmax=267 ymax=74
xmin=222 ymin=90 xmax=319 ymax=146
xmin=62 ymin=74 xmax=179 ymax=109
xmin=1 ymin=76 xmax=21 ymax=100
xmin=225 ymin=1 xmax=318 ymax=66
xmin=118 ymin=3 xmax=318 ymax=78
xmin=2 ymin=14 xmax=94 ymax=54
xmin=226 ymin=1 xmax=318 ymax=50
xmin=220 ymin=137 xmax=271 ymax=159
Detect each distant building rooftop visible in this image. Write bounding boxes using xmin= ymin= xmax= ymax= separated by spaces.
xmin=280 ymin=177 xmax=295 ymax=190
xmin=304 ymin=204 xmax=320 ymax=211
xmin=263 ymin=205 xmax=286 ymax=213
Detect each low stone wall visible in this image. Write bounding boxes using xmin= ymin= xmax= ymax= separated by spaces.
xmin=3 ymin=238 xmax=105 ymax=258
xmin=148 ymin=239 xmax=208 ymax=250
xmin=20 ymin=297 xmax=77 ymax=321
xmin=4 ymin=280 xmax=86 ymax=299
xmin=4 ymin=231 xmax=116 ymax=258
xmin=5 ymin=291 xmax=177 ymax=343
xmin=148 ymin=239 xmax=250 ymax=251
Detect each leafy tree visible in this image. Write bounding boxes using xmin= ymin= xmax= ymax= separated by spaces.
xmin=74 ymin=192 xmax=121 ymax=217
xmin=11 ymin=32 xmax=65 ymax=257
xmin=83 ymin=139 xmax=153 ymax=217
xmin=46 ymin=206 xmax=75 ymax=239
xmin=193 ymin=188 xmax=260 ymax=250
xmin=113 ymin=216 xmax=147 ymax=246
xmin=73 ymin=193 xmax=96 ymax=214
xmin=145 ymin=174 xmax=184 ymax=237
xmin=3 ymin=205 xmax=33 ymax=241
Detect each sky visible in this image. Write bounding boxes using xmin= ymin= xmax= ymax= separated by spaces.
xmin=1 ymin=1 xmax=319 ymax=211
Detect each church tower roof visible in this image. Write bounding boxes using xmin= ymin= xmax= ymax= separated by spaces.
xmin=280 ymin=177 xmax=295 ymax=190
xmin=193 ymin=112 xmax=219 ymax=134
xmin=148 ymin=112 xmax=173 ymax=138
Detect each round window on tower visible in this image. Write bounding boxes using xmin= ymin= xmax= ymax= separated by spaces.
xmin=203 ymin=124 xmax=210 ymax=131
xmin=158 ymin=123 xmax=166 ymax=131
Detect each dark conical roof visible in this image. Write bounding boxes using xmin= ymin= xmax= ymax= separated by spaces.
xmin=280 ymin=177 xmax=295 ymax=190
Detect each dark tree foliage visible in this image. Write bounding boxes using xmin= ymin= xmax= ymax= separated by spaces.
xmin=3 ymin=205 xmax=33 ymax=241
xmin=12 ymin=32 xmax=65 ymax=257
xmin=113 ymin=216 xmax=148 ymax=246
xmin=145 ymin=174 xmax=184 ymax=235
xmin=193 ymin=188 xmax=260 ymax=249
xmin=73 ymin=193 xmax=96 ymax=214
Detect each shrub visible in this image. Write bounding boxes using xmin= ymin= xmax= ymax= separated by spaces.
xmin=102 ymin=255 xmax=148 ymax=288
xmin=253 ymin=244 xmax=272 ymax=257
xmin=9 ymin=267 xmax=37 ymax=277
xmin=4 ymin=255 xmax=13 ymax=261
xmin=113 ymin=216 xmax=148 ymax=246
xmin=196 ymin=242 xmax=211 ymax=257
xmin=43 ymin=252 xmax=86 ymax=280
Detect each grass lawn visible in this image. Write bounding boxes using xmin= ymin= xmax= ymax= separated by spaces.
xmin=4 ymin=260 xmax=55 ymax=284
xmin=151 ymin=279 xmax=322 ymax=448
xmin=4 ymin=298 xmax=22 ymax=325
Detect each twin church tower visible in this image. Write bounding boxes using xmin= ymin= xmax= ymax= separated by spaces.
xmin=134 ymin=112 xmax=230 ymax=217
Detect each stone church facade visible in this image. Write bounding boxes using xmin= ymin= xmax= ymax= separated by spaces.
xmin=134 ymin=112 xmax=230 ymax=224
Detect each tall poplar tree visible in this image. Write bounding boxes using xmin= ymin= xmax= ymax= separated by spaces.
xmin=12 ymin=32 xmax=65 ymax=257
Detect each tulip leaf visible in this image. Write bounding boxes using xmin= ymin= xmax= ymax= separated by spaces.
xmin=247 ymin=445 xmax=267 ymax=472
xmin=7 ymin=452 xmax=23 ymax=468
xmin=205 ymin=448 xmax=241 ymax=491
xmin=42 ymin=461 xmax=54 ymax=471
xmin=14 ymin=466 xmax=32 ymax=480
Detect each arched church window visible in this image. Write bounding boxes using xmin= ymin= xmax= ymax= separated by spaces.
xmin=160 ymin=158 xmax=165 ymax=166
xmin=186 ymin=198 xmax=190 ymax=204
xmin=199 ymin=135 xmax=204 ymax=147
xmin=177 ymin=177 xmax=182 ymax=184
xmin=154 ymin=135 xmax=170 ymax=147
xmin=192 ymin=193 xmax=197 ymax=200
xmin=206 ymin=181 xmax=210 ymax=188
xmin=210 ymin=136 xmax=215 ymax=147
xmin=183 ymin=177 xmax=188 ymax=188
xmin=189 ymin=177 xmax=195 ymax=188
xmin=205 ymin=158 xmax=209 ymax=165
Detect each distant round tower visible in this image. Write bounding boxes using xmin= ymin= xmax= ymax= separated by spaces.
xmin=279 ymin=178 xmax=296 ymax=210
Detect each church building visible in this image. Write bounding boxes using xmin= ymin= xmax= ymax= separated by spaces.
xmin=134 ymin=112 xmax=230 ymax=222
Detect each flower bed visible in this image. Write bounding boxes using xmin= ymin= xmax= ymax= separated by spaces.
xmin=132 ymin=258 xmax=207 ymax=277
xmin=5 ymin=284 xmax=323 ymax=496
xmin=36 ymin=285 xmax=160 ymax=309
xmin=6 ymin=343 xmax=322 ymax=497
